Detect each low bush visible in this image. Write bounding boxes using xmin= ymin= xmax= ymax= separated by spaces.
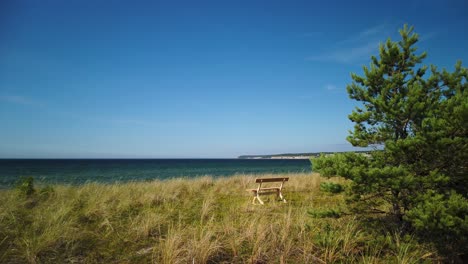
xmin=15 ymin=176 xmax=35 ymax=197
xmin=308 ymin=208 xmax=342 ymax=218
xmin=319 ymin=182 xmax=344 ymax=194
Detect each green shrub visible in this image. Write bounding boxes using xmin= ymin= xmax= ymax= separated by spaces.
xmin=319 ymin=182 xmax=344 ymax=194
xmin=15 ymin=176 xmax=36 ymax=197
xmin=39 ymin=185 xmax=56 ymax=199
xmin=405 ymin=191 xmax=468 ymax=254
xmin=308 ymin=208 xmax=341 ymax=218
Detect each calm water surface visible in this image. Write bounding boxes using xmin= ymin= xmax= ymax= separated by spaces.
xmin=0 ymin=159 xmax=312 ymax=187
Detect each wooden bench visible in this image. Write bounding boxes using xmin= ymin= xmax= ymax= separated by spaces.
xmin=247 ymin=177 xmax=289 ymax=205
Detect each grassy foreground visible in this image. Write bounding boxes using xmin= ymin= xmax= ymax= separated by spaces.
xmin=0 ymin=173 xmax=439 ymax=263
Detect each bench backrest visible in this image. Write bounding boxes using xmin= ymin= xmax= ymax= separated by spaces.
xmin=255 ymin=177 xmax=289 ymax=183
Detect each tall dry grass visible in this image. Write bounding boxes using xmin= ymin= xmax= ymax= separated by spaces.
xmin=0 ymin=173 xmax=437 ymax=263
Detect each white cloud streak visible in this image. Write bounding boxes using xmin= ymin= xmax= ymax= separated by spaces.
xmin=325 ymin=84 xmax=337 ymax=91
xmin=337 ymin=24 xmax=388 ymax=45
xmin=307 ymin=41 xmax=380 ymax=63
xmin=306 ymin=23 xmax=391 ymax=64
xmin=0 ymin=95 xmax=45 ymax=107
xmin=359 ymin=24 xmax=388 ymax=38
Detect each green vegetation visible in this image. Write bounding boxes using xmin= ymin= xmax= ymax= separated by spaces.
xmin=307 ymin=208 xmax=342 ymax=218
xmin=313 ymin=25 xmax=468 ymax=259
xmin=319 ymin=182 xmax=345 ymax=194
xmin=0 ymin=173 xmax=442 ymax=263
xmin=15 ymin=176 xmax=36 ymax=198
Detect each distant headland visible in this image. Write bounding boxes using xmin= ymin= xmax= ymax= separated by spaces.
xmin=238 ymin=151 xmax=372 ymax=159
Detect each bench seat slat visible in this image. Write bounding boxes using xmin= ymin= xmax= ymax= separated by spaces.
xmin=247 ymin=187 xmax=280 ymax=192
xmin=248 ymin=187 xmax=280 ymax=190
xmin=255 ymin=177 xmax=289 ymax=183
xmin=254 ymin=190 xmax=280 ymax=194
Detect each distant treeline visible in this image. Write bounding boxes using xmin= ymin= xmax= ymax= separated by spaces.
xmin=238 ymin=150 xmax=373 ymax=159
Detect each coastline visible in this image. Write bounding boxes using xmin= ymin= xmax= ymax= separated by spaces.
xmin=238 ymin=150 xmax=373 ymax=159
xmin=241 ymin=155 xmax=310 ymax=159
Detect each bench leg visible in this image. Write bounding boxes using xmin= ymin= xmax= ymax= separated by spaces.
xmin=256 ymin=193 xmax=264 ymax=205
xmin=251 ymin=192 xmax=264 ymax=205
xmin=279 ymin=191 xmax=286 ymax=203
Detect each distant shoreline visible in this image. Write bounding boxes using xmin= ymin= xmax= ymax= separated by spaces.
xmin=238 ymin=150 xmax=372 ymax=159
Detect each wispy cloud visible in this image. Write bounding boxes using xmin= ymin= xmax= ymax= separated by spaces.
xmin=325 ymin=84 xmax=337 ymax=91
xmin=359 ymin=24 xmax=388 ymax=38
xmin=419 ymin=31 xmax=438 ymax=42
xmin=111 ymin=118 xmax=156 ymax=126
xmin=0 ymin=95 xmax=44 ymax=107
xmin=0 ymin=94 xmax=198 ymax=130
xmin=306 ymin=23 xmax=391 ymax=64
xmin=338 ymin=24 xmax=388 ymax=45
xmin=325 ymin=83 xmax=346 ymax=94
xmin=110 ymin=118 xmax=200 ymax=128
xmin=307 ymin=41 xmax=380 ymax=63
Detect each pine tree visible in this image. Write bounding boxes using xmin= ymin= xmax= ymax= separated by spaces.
xmin=313 ymin=25 xmax=468 ymax=253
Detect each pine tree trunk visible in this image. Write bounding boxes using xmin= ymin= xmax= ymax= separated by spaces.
xmin=391 ymin=190 xmax=403 ymax=221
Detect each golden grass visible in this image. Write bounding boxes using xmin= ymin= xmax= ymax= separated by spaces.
xmin=0 ymin=173 xmax=437 ymax=263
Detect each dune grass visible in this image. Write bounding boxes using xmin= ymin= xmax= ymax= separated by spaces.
xmin=0 ymin=173 xmax=438 ymax=263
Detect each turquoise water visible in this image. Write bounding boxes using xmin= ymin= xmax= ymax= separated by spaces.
xmin=0 ymin=159 xmax=311 ymax=187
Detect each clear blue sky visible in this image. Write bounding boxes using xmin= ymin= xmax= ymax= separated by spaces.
xmin=1 ymin=0 xmax=467 ymax=158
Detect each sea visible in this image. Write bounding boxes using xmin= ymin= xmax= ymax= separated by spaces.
xmin=0 ymin=159 xmax=312 ymax=188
